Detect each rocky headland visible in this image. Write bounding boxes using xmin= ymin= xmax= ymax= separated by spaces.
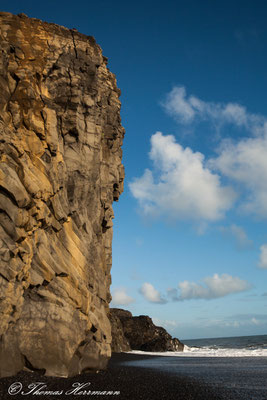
xmin=0 ymin=12 xmax=124 ymax=377
xmin=109 ymin=308 xmax=184 ymax=353
xmin=0 ymin=12 xmax=184 ymax=380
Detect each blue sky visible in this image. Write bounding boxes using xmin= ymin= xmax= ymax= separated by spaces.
xmin=3 ymin=0 xmax=267 ymax=339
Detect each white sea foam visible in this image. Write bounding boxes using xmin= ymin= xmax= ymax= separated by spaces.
xmin=129 ymin=345 xmax=267 ymax=357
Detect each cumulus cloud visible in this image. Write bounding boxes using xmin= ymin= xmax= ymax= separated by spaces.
xmin=168 ymin=273 xmax=251 ymax=301
xmin=129 ymin=132 xmax=236 ymax=222
xmin=139 ymin=282 xmax=167 ymax=304
xmin=111 ymin=288 xmax=134 ymax=306
xmin=219 ymin=224 xmax=253 ymax=249
xmin=162 ymin=85 xmax=266 ymax=134
xmin=163 ymin=86 xmax=196 ymax=123
xmin=131 ymin=86 xmax=267 ymax=223
xmin=258 ymin=244 xmax=267 ymax=269
xmin=209 ymin=134 xmax=267 ymax=216
xmin=162 ymin=85 xmax=267 ymax=218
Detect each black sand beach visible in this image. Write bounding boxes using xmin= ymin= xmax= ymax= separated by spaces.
xmin=1 ymin=352 xmax=267 ymax=400
xmin=0 ymin=353 xmax=224 ymax=400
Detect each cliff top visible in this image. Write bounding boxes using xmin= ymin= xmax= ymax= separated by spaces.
xmin=0 ymin=12 xmax=100 ymax=49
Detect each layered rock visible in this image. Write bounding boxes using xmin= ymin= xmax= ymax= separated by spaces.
xmin=109 ymin=309 xmax=184 ymax=352
xmin=0 ymin=12 xmax=124 ymax=377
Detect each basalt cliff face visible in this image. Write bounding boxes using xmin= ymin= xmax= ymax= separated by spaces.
xmin=0 ymin=12 xmax=124 ymax=377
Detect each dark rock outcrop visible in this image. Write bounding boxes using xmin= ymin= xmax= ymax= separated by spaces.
xmin=108 ymin=309 xmax=131 ymax=353
xmin=109 ymin=309 xmax=184 ymax=352
xmin=0 ymin=12 xmax=124 ymax=377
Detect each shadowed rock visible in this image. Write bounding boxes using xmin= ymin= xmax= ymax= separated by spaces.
xmin=0 ymin=12 xmax=124 ymax=377
xmin=108 ymin=309 xmax=131 ymax=353
xmin=109 ymin=309 xmax=184 ymax=352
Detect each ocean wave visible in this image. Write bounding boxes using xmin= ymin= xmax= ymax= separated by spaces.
xmin=129 ymin=345 xmax=267 ymax=357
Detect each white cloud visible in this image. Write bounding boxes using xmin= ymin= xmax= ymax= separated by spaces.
xmin=111 ymin=288 xmax=134 ymax=306
xmin=139 ymin=282 xmax=167 ymax=304
xmin=163 ymin=86 xmax=196 ymax=123
xmin=210 ymin=134 xmax=267 ymax=216
xmin=132 ymin=88 xmax=267 ymax=221
xmin=163 ymin=85 xmax=267 ymax=218
xmin=162 ymin=85 xmax=266 ymax=134
xmin=168 ymin=273 xmax=251 ymax=301
xmin=219 ymin=224 xmax=253 ymax=249
xmin=129 ymin=132 xmax=236 ymax=222
xmin=258 ymin=244 xmax=267 ymax=269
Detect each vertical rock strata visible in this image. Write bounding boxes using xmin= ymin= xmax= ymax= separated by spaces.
xmin=0 ymin=12 xmax=124 ymax=377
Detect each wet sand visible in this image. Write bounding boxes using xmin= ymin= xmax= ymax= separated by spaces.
xmin=0 ymin=353 xmax=225 ymax=400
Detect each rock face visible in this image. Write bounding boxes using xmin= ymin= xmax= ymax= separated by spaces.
xmin=108 ymin=309 xmax=131 ymax=353
xmin=109 ymin=309 xmax=184 ymax=353
xmin=0 ymin=12 xmax=124 ymax=377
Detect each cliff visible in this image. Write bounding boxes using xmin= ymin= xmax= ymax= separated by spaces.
xmin=0 ymin=12 xmax=124 ymax=377
xmin=109 ymin=309 xmax=184 ymax=353
xmin=108 ymin=309 xmax=131 ymax=353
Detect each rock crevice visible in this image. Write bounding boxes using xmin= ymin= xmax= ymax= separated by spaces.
xmin=0 ymin=12 xmax=124 ymax=377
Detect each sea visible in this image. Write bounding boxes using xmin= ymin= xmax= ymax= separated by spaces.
xmin=184 ymin=334 xmax=267 ymax=357
xmin=127 ymin=335 xmax=267 ymax=400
